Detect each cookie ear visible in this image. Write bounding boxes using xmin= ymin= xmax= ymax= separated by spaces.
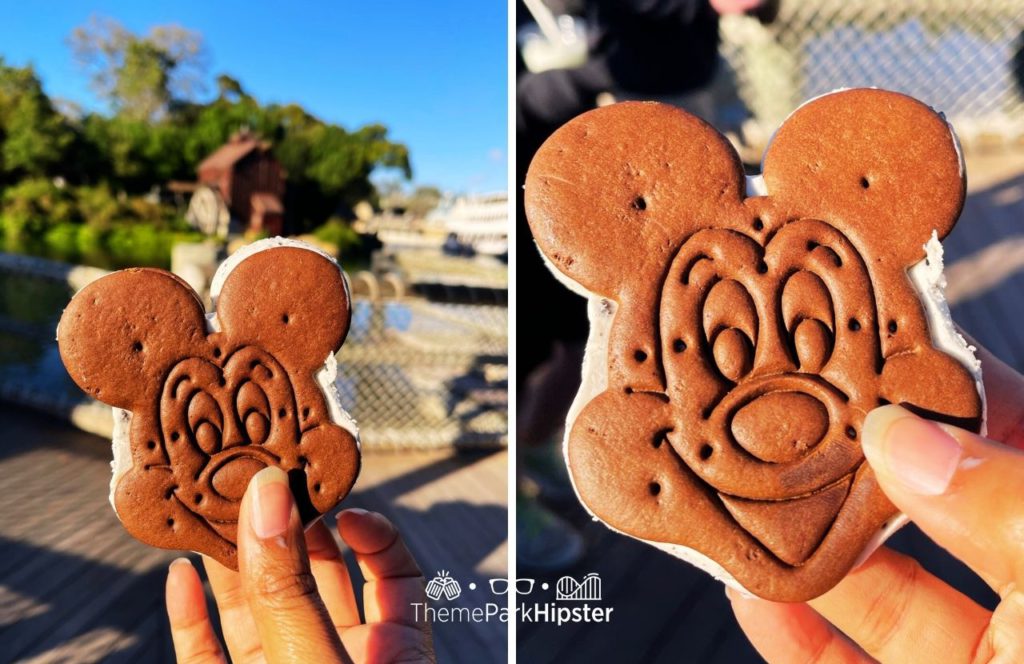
xmin=216 ymin=245 xmax=350 ymax=370
xmin=525 ymin=101 xmax=745 ymax=297
xmin=58 ymin=269 xmax=209 ymax=409
xmin=762 ymin=88 xmax=965 ymax=265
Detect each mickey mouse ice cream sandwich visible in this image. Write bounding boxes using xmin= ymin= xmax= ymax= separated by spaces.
xmin=525 ymin=88 xmax=984 ymax=601
xmin=57 ymin=238 xmax=361 ymax=570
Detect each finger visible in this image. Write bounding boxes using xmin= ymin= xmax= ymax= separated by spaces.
xmin=336 ymin=509 xmax=429 ymax=631
xmin=863 ymin=405 xmax=1024 ymax=594
xmin=726 ymin=587 xmax=870 ymax=664
xmin=808 ymin=547 xmax=990 ymax=663
xmin=336 ymin=623 xmax=438 ymax=664
xmin=975 ymin=589 xmax=1024 ymax=662
xmin=165 ymin=558 xmax=227 ymax=664
xmin=305 ymin=519 xmax=361 ymax=629
xmin=202 ymin=555 xmax=265 ymax=664
xmin=238 ymin=466 xmax=349 ymax=664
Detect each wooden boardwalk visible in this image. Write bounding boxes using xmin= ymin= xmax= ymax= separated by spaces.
xmin=517 ymin=152 xmax=1024 ymax=663
xmin=0 ymin=405 xmax=507 ymax=663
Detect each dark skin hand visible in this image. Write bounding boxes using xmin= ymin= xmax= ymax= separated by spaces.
xmin=165 ymin=467 xmax=435 ymax=663
xmin=729 ymin=343 xmax=1024 ymax=662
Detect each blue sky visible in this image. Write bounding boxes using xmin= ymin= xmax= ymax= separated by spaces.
xmin=1 ymin=0 xmax=508 ymax=194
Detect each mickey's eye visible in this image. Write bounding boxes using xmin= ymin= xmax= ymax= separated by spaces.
xmin=194 ymin=421 xmax=222 ymax=455
xmin=187 ymin=391 xmax=223 ymax=455
xmin=781 ymin=270 xmax=835 ymax=372
xmin=712 ymin=328 xmax=753 ymax=382
xmin=236 ymin=381 xmax=271 ymax=445
xmin=244 ymin=411 xmax=269 ymax=446
xmin=702 ymin=279 xmax=757 ymax=382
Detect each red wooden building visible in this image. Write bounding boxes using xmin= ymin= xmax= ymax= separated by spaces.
xmin=196 ymin=130 xmax=286 ymax=235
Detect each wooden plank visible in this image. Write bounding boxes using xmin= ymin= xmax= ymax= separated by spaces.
xmin=5 ymin=544 xmax=171 ymax=659
xmin=23 ymin=551 xmax=174 ymax=661
xmin=0 ymin=405 xmax=506 ymax=664
xmin=348 ymin=451 xmax=509 ymax=661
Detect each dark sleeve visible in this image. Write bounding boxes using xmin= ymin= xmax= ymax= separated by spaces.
xmin=610 ymin=0 xmax=709 ymax=21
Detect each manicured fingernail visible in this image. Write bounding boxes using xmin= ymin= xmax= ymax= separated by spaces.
xmin=169 ymin=557 xmax=193 ymax=570
xmin=337 ymin=507 xmax=368 ymax=524
xmin=250 ymin=466 xmax=293 ymax=539
xmin=862 ymin=405 xmax=962 ymax=495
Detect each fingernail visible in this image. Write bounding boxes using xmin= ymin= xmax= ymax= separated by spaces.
xmin=337 ymin=507 xmax=368 ymax=524
xmin=250 ymin=466 xmax=293 ymax=539
xmin=862 ymin=405 xmax=962 ymax=495
xmin=169 ymin=557 xmax=193 ymax=570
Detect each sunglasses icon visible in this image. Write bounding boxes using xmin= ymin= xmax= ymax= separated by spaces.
xmin=489 ymin=578 xmax=535 ymax=595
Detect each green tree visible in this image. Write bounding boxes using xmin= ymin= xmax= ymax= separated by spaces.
xmin=0 ymin=16 xmax=414 ymax=260
xmin=214 ymin=74 xmax=247 ymax=102
xmin=78 ymin=114 xmax=189 ymax=191
xmin=69 ymin=15 xmax=206 ymax=121
xmin=0 ymin=59 xmax=74 ymax=182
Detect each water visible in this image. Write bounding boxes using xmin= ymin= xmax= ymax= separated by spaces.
xmin=0 ymin=269 xmax=420 ymax=406
xmin=0 ymin=273 xmax=80 ymax=398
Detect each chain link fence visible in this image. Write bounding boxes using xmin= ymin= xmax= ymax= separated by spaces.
xmin=0 ymin=252 xmax=508 ymax=451
xmin=717 ymin=0 xmax=1024 ymax=155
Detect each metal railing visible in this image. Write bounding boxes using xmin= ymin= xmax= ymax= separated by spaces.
xmin=0 ymin=252 xmax=508 ymax=450
xmin=717 ymin=0 xmax=1024 ymax=153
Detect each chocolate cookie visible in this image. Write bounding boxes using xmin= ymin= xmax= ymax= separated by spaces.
xmin=525 ymin=89 xmax=983 ymax=601
xmin=57 ymin=239 xmax=361 ymax=569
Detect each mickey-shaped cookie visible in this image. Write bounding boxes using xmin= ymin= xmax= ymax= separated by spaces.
xmin=525 ymin=89 xmax=983 ymax=601
xmin=57 ymin=239 xmax=360 ymax=570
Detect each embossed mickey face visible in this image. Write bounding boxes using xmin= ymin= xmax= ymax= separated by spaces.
xmin=525 ymin=89 xmax=982 ymax=601
xmin=58 ymin=244 xmax=360 ymax=569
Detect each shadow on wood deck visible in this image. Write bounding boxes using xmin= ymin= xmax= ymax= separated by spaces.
xmin=0 ymin=405 xmax=507 ymax=663
xmin=517 ymin=153 xmax=1024 ymax=664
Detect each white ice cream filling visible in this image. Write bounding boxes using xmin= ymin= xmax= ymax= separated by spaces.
xmin=107 ymin=236 xmax=359 ymax=511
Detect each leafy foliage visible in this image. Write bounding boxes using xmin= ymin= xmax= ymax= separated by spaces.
xmin=68 ymin=15 xmax=207 ymax=121
xmin=312 ymin=216 xmax=362 ymax=255
xmin=0 ymin=177 xmax=201 ymax=268
xmin=0 ymin=17 xmax=413 ymax=268
xmin=0 ymin=60 xmax=75 ymax=183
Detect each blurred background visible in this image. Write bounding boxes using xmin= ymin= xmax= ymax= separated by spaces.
xmin=0 ymin=2 xmax=507 ymax=662
xmin=516 ymin=0 xmax=1024 ymax=662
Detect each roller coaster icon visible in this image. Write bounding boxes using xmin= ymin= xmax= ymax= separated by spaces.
xmin=555 ymin=572 xmax=602 ymax=601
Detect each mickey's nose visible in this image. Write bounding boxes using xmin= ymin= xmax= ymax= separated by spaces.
xmin=730 ymin=391 xmax=829 ymax=463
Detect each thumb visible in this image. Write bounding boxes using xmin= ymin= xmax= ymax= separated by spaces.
xmin=238 ymin=466 xmax=350 ymax=663
xmin=862 ymin=404 xmax=1024 ymax=595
